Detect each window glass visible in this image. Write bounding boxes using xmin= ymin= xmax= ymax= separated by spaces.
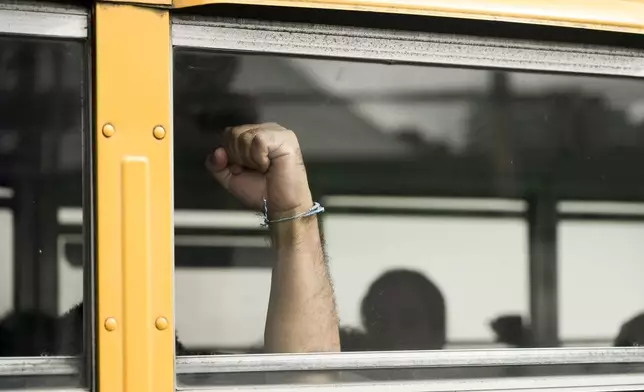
xmin=0 ymin=208 xmax=12 ymax=319
xmin=325 ymin=212 xmax=527 ymax=349
xmin=0 ymin=34 xmax=86 ymax=374
xmin=559 ymin=202 xmax=644 ymax=347
xmin=173 ymin=49 xmax=644 ymax=358
xmin=58 ymin=207 xmax=83 ymax=316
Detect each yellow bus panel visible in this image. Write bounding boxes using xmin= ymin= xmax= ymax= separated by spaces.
xmin=95 ymin=3 xmax=174 ymax=392
xmin=173 ymin=0 xmax=644 ymax=34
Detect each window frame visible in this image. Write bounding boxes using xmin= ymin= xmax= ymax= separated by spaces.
xmin=0 ymin=2 xmax=87 ymax=38
xmin=176 ymin=374 xmax=644 ymax=392
xmin=171 ymin=16 xmax=644 ymax=77
xmin=171 ymin=13 xmax=644 ymax=392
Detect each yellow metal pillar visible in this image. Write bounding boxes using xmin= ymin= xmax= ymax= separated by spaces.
xmin=94 ymin=3 xmax=174 ymax=392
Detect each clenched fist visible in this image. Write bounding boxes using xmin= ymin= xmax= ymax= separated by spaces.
xmin=206 ymin=123 xmax=313 ymax=219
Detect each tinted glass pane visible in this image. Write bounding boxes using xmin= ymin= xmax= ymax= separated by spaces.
xmin=0 ymin=34 xmax=85 ymax=387
xmin=173 ymin=49 xmax=644 ymax=359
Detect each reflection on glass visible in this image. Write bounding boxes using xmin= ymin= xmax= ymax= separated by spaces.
xmin=173 ymin=49 xmax=644 ymax=356
xmin=0 ymin=36 xmax=85 ymax=361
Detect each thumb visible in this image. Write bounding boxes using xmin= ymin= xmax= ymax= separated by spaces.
xmin=206 ymin=147 xmax=232 ymax=190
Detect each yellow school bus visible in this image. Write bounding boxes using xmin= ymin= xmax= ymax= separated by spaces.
xmin=1 ymin=0 xmax=644 ymax=391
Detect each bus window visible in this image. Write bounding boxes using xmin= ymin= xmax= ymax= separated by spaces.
xmin=0 ymin=28 xmax=87 ymax=389
xmin=172 ymin=16 xmax=644 ymax=388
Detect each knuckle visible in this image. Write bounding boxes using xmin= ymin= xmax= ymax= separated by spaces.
xmin=251 ymin=132 xmax=269 ymax=151
xmin=231 ymin=126 xmax=246 ymax=138
xmin=240 ymin=129 xmax=255 ymax=144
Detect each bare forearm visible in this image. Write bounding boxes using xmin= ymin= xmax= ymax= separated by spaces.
xmin=264 ymin=215 xmax=340 ymax=353
xmin=206 ymin=123 xmax=339 ymax=353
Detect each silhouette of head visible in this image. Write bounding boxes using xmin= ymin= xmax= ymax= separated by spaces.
xmin=361 ymin=269 xmax=446 ymax=350
xmin=615 ymin=312 xmax=644 ymax=347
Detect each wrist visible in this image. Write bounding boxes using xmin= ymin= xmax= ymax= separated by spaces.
xmin=264 ymin=194 xmax=321 ymax=247
xmin=265 ymin=192 xmax=313 ymax=221
xmin=270 ymin=212 xmax=320 ymax=254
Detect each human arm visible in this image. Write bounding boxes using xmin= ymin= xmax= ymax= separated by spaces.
xmin=206 ymin=123 xmax=340 ymax=353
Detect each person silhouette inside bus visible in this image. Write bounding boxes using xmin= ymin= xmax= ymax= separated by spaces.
xmin=614 ymin=312 xmax=644 ymax=347
xmin=364 ymin=269 xmax=446 ymax=351
xmin=0 ymin=123 xmax=340 ymax=356
xmin=341 ymin=269 xmax=446 ymax=351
